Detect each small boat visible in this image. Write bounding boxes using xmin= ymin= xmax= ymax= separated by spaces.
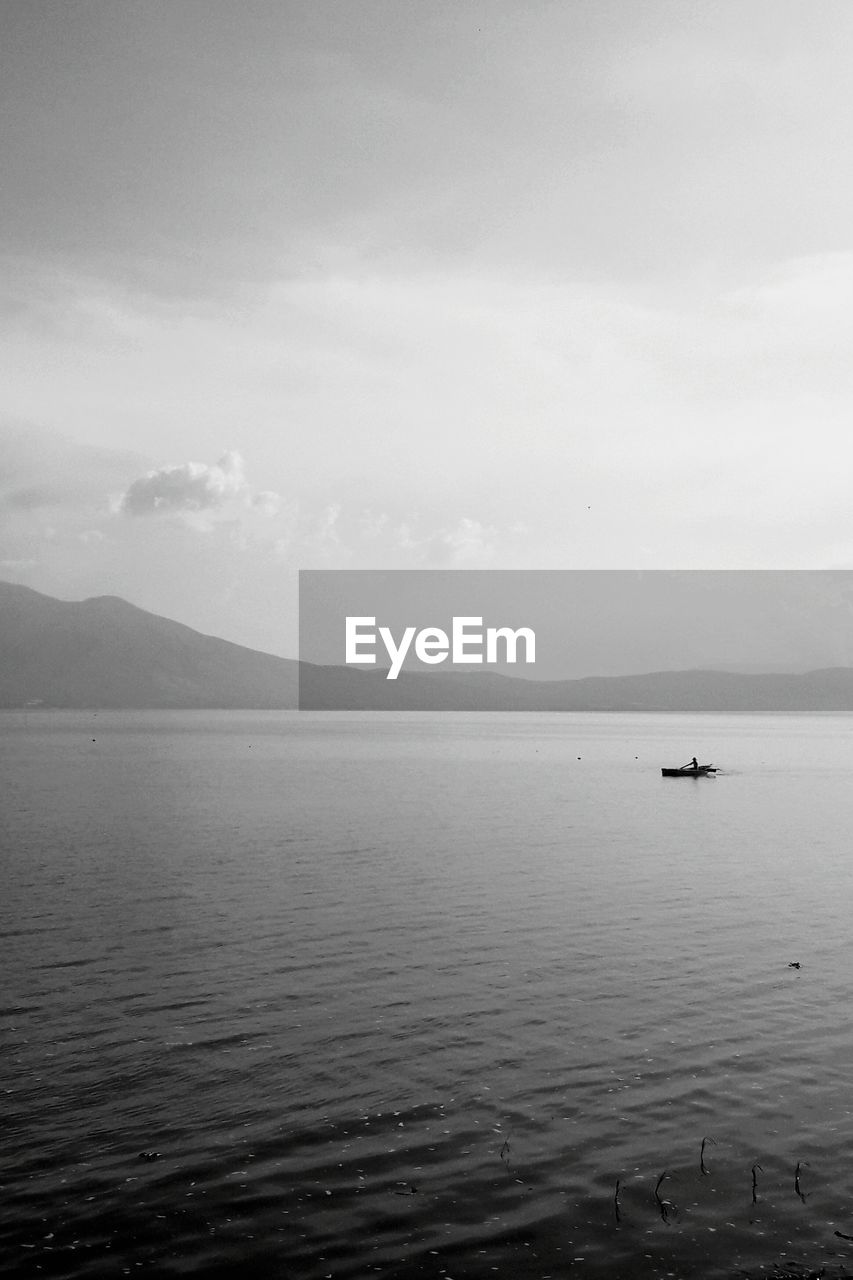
xmin=661 ymin=763 xmax=716 ymax=777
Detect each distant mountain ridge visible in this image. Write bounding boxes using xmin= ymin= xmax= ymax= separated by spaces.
xmin=299 ymin=662 xmax=853 ymax=713
xmin=3 ymin=580 xmax=853 ymax=711
xmin=0 ymin=581 xmax=298 ymax=708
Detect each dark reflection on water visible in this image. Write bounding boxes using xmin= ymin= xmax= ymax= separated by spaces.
xmin=4 ymin=711 xmax=853 ymax=1278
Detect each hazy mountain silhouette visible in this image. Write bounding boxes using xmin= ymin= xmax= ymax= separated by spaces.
xmin=4 ymin=580 xmax=853 ymax=712
xmin=0 ymin=582 xmax=297 ymax=708
xmin=299 ymin=662 xmax=853 ymax=712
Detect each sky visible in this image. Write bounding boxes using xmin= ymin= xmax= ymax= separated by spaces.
xmin=4 ymin=0 xmax=853 ymax=657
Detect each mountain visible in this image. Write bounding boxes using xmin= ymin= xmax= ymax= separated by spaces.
xmin=0 ymin=582 xmax=298 ymax=708
xmin=4 ymin=580 xmax=853 ymax=712
xmin=299 ymin=662 xmax=853 ymax=712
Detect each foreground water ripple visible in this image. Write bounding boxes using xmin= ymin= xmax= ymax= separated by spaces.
xmin=4 ymin=710 xmax=853 ymax=1278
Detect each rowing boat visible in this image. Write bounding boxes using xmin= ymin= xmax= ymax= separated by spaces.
xmin=661 ymin=764 xmax=716 ymax=777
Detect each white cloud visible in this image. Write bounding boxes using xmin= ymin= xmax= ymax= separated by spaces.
xmin=119 ymin=450 xmax=249 ymax=517
xmin=116 ymin=450 xmax=289 ymax=537
xmin=427 ymin=518 xmax=496 ymax=566
xmin=299 ymin=503 xmax=349 ymax=564
xmin=252 ymin=489 xmax=283 ymax=517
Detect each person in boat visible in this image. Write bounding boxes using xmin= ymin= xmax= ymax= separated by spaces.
xmin=686 ymin=757 xmax=699 ymax=771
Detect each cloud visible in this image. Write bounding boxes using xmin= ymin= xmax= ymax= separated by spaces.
xmin=0 ymin=557 xmax=39 ymax=571
xmin=252 ymin=489 xmax=283 ymax=517
xmin=298 ymin=503 xmax=349 ymax=564
xmin=0 ymin=420 xmax=143 ymax=512
xmin=425 ymin=517 xmax=496 ymax=566
xmin=114 ymin=450 xmax=292 ymax=542
xmin=119 ymin=450 xmax=250 ymax=517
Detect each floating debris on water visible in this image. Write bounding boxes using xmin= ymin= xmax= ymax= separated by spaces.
xmin=700 ymin=1135 xmax=716 ymax=1175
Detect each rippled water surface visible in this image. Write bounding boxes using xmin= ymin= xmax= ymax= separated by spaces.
xmin=4 ymin=710 xmax=853 ymax=1279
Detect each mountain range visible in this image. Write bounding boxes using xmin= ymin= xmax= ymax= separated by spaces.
xmin=4 ymin=580 xmax=853 ymax=712
xmin=0 ymin=581 xmax=297 ymax=708
xmin=299 ymin=661 xmax=853 ymax=712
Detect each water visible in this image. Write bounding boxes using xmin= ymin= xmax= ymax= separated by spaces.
xmin=4 ymin=710 xmax=853 ymax=1279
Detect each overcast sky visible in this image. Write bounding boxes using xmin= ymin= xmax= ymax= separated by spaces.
xmin=3 ymin=1 xmax=853 ymax=656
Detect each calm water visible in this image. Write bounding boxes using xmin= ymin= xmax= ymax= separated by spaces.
xmin=4 ymin=711 xmax=853 ymax=1279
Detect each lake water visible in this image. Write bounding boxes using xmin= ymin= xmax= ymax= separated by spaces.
xmin=4 ymin=710 xmax=853 ymax=1279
